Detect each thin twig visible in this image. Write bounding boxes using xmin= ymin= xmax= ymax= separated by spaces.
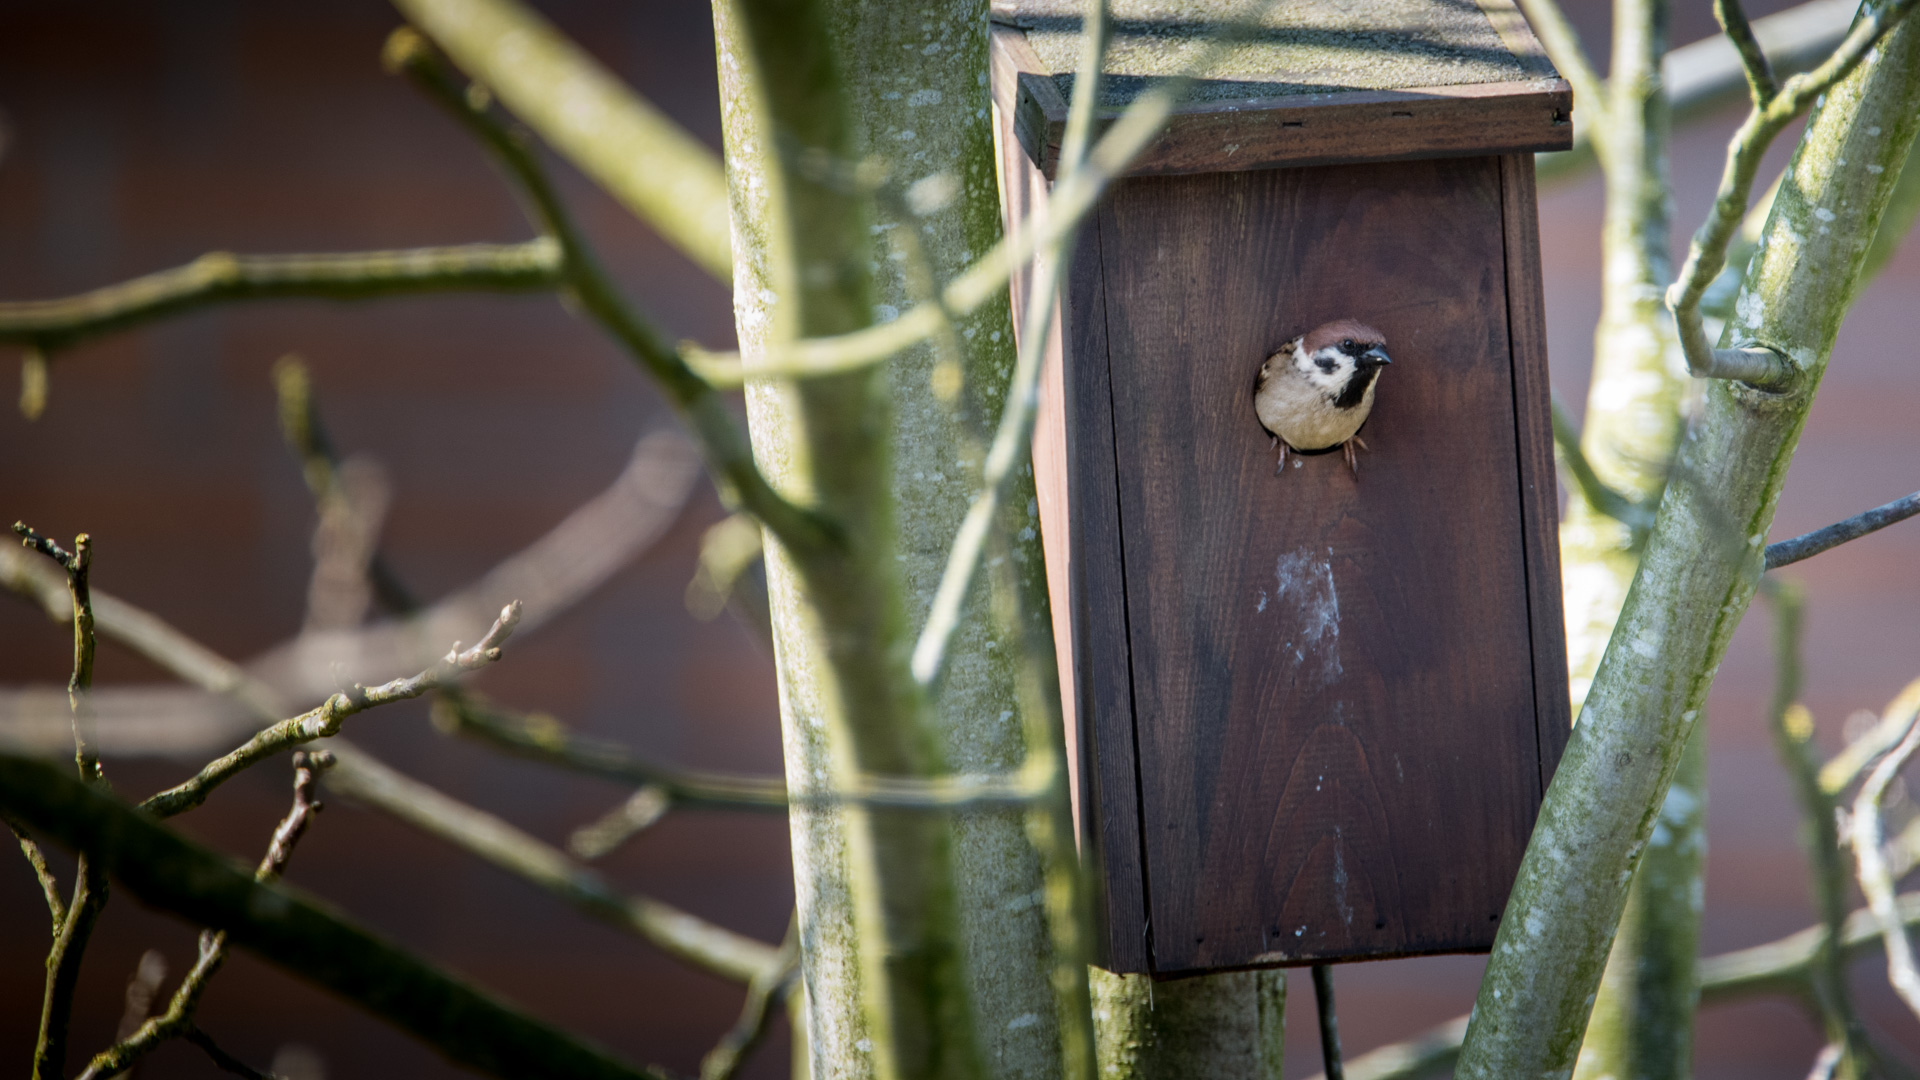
xmin=16 ymin=521 xmax=110 ymax=1080
xmin=1515 ymin=0 xmax=1607 ymax=124
xmin=319 ymin=748 xmax=780 ymax=983
xmin=1763 ymin=581 xmax=1875 ymax=1072
xmin=139 ymin=603 xmax=520 ymax=819
xmin=910 ymin=0 xmax=1264 ymax=688
xmin=1715 ymin=0 xmax=1779 ymax=104
xmin=683 ymin=7 xmax=1271 ymax=387
xmin=0 ymin=558 xmax=782 ymax=987
xmin=699 ymin=921 xmax=801 ymax=1080
xmin=3 ymin=810 xmax=65 ymax=928
xmin=390 ymin=0 xmax=734 ymax=281
xmin=1820 ymin=676 xmax=1920 ymax=795
xmin=0 ymin=751 xmax=665 ymax=1080
xmin=0 ymin=241 xmax=560 ymax=354
xmin=182 ymin=1027 xmax=280 ymax=1080
xmin=1766 ymin=490 xmax=1920 ymax=570
xmin=432 ymin=693 xmax=787 ymax=808
xmin=1849 ymin=699 xmax=1920 ymax=1019
xmin=77 ymin=751 xmax=336 ymax=1080
xmin=1330 ymin=893 xmax=1920 ymax=1080
xmin=1540 ymin=0 xmax=1858 ymax=185
xmin=430 ymin=692 xmax=1047 ymax=811
xmin=1550 ymin=392 xmax=1658 ymax=534
xmin=569 ymin=785 xmax=672 ymax=860
xmin=1667 ymin=0 xmax=1920 ymax=386
xmin=382 ymin=29 xmax=830 ymax=558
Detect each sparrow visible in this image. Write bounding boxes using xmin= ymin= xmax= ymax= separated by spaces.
xmin=1252 ymin=319 xmax=1392 ymax=477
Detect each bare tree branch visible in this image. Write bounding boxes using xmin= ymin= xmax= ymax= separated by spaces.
xmin=683 ymin=8 xmax=1269 ymax=387
xmin=0 ymin=751 xmax=667 ymax=1080
xmin=0 ymin=540 xmax=786 ymax=986
xmin=1820 ymin=676 xmax=1920 ymax=795
xmin=568 ymin=785 xmax=672 ymax=861
xmin=78 ymin=752 xmax=336 ymax=1080
xmin=15 ymin=521 xmax=110 ymax=1080
xmin=1667 ymin=0 xmax=1920 ymax=386
xmin=432 ymin=693 xmax=788 ymax=809
xmin=1762 ymin=582 xmax=1877 ymax=1070
xmin=1715 ymin=0 xmax=1779 ymax=105
xmin=0 ymin=241 xmax=560 ymax=355
xmin=1550 ymin=392 xmax=1658 ymax=534
xmin=1849 ymin=698 xmax=1920 ymax=1020
xmin=390 ymin=0 xmax=735 ymax=281
xmin=181 ymin=1027 xmax=280 ymax=1080
xmin=139 ymin=603 xmax=521 ymax=820
xmin=3 ymin=810 xmax=65 ymax=928
xmin=1515 ymin=0 xmax=1607 ymax=125
xmin=699 ymin=922 xmax=801 ymax=1080
xmin=320 ymin=747 xmax=780 ymax=983
xmin=381 ymin=28 xmax=831 ymax=558
xmin=1766 ymin=489 xmax=1920 ymax=569
xmin=1329 ymin=894 xmax=1920 ymax=1080
xmin=1539 ymin=0 xmax=1858 ymax=185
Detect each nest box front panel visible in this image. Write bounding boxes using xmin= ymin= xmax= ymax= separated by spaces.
xmin=1098 ymin=155 xmax=1548 ymax=973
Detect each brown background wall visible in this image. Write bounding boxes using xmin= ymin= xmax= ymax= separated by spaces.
xmin=0 ymin=3 xmax=1914 ymax=1078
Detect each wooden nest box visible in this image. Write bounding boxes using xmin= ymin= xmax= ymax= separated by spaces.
xmin=991 ymin=0 xmax=1575 ymax=975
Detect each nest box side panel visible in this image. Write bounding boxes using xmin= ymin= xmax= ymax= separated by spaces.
xmin=1498 ymin=153 xmax=1573 ymax=787
xmin=994 ymin=92 xmax=1152 ymax=973
xmin=1098 ymin=156 xmax=1544 ymax=974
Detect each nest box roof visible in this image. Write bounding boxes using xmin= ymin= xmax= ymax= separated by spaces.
xmin=990 ymin=0 xmax=1572 ymax=176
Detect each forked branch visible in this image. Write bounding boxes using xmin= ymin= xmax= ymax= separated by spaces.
xmin=139 ymin=602 xmax=521 ymax=819
xmin=76 ymin=751 xmax=336 ymax=1080
xmin=382 ymin=28 xmax=831 ymax=558
xmin=1667 ymin=0 xmax=1920 ymax=387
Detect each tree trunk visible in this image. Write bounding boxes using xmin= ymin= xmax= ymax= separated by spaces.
xmin=1559 ymin=3 xmax=1707 ymax=1076
xmin=713 ymin=3 xmax=1078 ymax=1078
xmin=1091 ymin=969 xmax=1286 ymax=1079
xmin=1458 ymin=11 xmax=1920 ymax=1076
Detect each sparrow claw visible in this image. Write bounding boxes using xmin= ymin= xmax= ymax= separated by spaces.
xmin=1343 ymin=438 xmax=1360 ymax=478
xmin=1275 ymin=440 xmax=1290 ymax=476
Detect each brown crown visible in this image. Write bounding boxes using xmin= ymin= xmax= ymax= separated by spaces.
xmin=1300 ymin=318 xmax=1386 ymax=354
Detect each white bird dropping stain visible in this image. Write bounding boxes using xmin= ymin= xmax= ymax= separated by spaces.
xmin=1272 ymin=548 xmax=1342 ymax=685
xmin=1332 ymin=826 xmax=1353 ymax=927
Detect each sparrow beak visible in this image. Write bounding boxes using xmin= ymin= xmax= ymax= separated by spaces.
xmin=1360 ymin=347 xmax=1392 ymax=368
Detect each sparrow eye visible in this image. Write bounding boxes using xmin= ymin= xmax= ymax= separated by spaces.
xmin=1341 ymin=339 xmax=1355 ymax=351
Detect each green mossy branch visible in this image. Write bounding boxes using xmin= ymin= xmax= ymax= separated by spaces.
xmin=0 ymin=241 xmax=561 ymax=354
xmin=390 ymin=0 xmax=735 ymax=281
xmin=0 ymin=753 xmax=668 ymax=1080
xmin=1457 ymin=9 xmax=1920 ymax=1075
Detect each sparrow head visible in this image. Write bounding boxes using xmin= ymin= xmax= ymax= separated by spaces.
xmin=1292 ymin=319 xmax=1391 ymax=394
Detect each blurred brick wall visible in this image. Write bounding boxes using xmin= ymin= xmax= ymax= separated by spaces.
xmin=1 ymin=3 xmax=1915 ymax=1079
xmin=0 ymin=3 xmax=793 ymax=1078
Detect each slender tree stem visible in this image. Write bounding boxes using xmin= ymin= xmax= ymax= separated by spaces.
xmin=77 ymin=751 xmax=335 ymax=1080
xmin=1328 ymin=893 xmax=1920 ymax=1080
xmin=139 ymin=602 xmax=521 ymax=819
xmin=0 ymin=753 xmax=667 ymax=1080
xmin=389 ymin=0 xmax=735 ymax=281
xmin=1763 ymin=583 xmax=1874 ymax=1075
xmin=1848 ymin=697 xmax=1920 ymax=1019
xmin=1667 ymin=0 xmax=1920 ymax=386
xmin=320 ymin=745 xmax=780 ymax=984
xmin=1765 ymin=489 xmax=1920 ymax=569
xmin=15 ymin=523 xmax=110 ymax=1080
xmin=4 ymin=811 xmax=65 ymax=928
xmin=382 ymin=28 xmax=831 ymax=558
xmin=0 ymin=241 xmax=560 ymax=354
xmin=1458 ymin=12 xmax=1920 ymax=1074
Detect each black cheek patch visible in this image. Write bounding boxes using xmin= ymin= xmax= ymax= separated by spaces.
xmin=1316 ymin=356 xmax=1337 ymax=373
